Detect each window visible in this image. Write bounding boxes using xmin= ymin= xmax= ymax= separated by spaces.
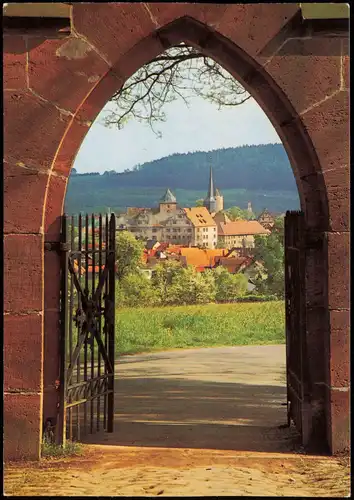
xmin=188 ymin=228 xmax=192 ymax=233
xmin=173 ymin=220 xmax=177 ymax=224
xmin=152 ymin=235 xmax=157 ymax=240
xmin=152 ymin=228 xmax=157 ymax=233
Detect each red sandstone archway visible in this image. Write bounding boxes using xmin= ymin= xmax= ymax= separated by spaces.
xmin=4 ymin=4 xmax=349 ymax=460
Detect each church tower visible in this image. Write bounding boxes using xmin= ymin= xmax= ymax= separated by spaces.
xmin=203 ymin=166 xmax=217 ymax=214
xmin=215 ymin=188 xmax=224 ymax=213
xmin=159 ymin=188 xmax=177 ymax=215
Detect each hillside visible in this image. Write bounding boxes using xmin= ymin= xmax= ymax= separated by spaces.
xmin=65 ymin=144 xmax=300 ymax=214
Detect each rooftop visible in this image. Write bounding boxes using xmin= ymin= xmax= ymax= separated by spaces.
xmin=180 ymin=248 xmax=227 ymax=268
xmin=160 ymin=188 xmax=177 ymax=203
xmin=184 ymin=207 xmax=217 ymax=227
xmin=218 ymin=220 xmax=270 ymax=236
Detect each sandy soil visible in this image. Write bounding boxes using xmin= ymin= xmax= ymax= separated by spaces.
xmin=4 ymin=446 xmax=350 ymax=497
xmin=4 ymin=346 xmax=350 ymax=497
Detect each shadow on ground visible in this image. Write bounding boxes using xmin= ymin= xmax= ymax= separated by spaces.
xmin=83 ymin=374 xmax=300 ymax=453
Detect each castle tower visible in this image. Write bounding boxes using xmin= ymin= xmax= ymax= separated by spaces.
xmin=215 ymin=188 xmax=224 ymax=213
xmin=247 ymin=201 xmax=253 ymax=215
xmin=159 ymin=188 xmax=177 ymax=215
xmin=203 ymin=166 xmax=217 ymax=213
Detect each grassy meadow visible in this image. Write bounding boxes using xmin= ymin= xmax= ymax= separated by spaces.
xmin=115 ymin=301 xmax=285 ymax=356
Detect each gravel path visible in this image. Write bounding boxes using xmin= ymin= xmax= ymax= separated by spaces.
xmin=4 ymin=346 xmax=350 ymax=497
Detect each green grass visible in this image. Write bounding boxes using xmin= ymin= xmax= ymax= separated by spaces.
xmin=116 ymin=301 xmax=285 ymax=356
xmin=41 ymin=440 xmax=84 ymax=459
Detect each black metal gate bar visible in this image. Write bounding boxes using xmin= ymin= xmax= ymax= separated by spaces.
xmin=103 ymin=214 xmax=108 ymax=431
xmin=57 ymin=215 xmax=69 ymax=445
xmin=77 ymin=213 xmax=82 ymax=441
xmin=107 ymin=213 xmax=116 ymax=432
xmin=90 ymin=213 xmax=95 ymax=434
xmin=68 ymin=215 xmax=75 ymax=441
xmin=83 ymin=215 xmax=89 ymax=436
xmin=57 ymin=212 xmax=116 ymax=444
xmin=96 ymin=214 xmax=102 ymax=432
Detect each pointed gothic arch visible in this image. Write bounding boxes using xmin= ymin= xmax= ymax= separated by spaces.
xmin=4 ymin=5 xmax=349 ymax=460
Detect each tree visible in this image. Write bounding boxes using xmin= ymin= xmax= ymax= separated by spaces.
xmin=116 ymin=230 xmax=144 ymax=281
xmin=151 ymin=260 xmax=216 ymax=305
xmin=252 ymin=221 xmax=285 ymax=297
xmin=102 ymin=44 xmax=250 ymax=136
xmin=117 ymin=272 xmax=158 ymax=307
xmin=151 ymin=260 xmax=184 ymax=305
xmin=225 ymin=206 xmax=254 ymax=221
xmin=213 ymin=267 xmax=248 ymax=302
xmin=195 ymin=199 xmax=204 ymax=207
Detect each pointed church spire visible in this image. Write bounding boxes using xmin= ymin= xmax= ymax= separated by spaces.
xmin=207 ymin=165 xmax=214 ymax=199
xmin=204 ymin=166 xmax=216 ymax=213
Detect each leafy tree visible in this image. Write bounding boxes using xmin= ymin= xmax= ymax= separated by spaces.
xmin=151 ymin=260 xmax=184 ymax=304
xmin=215 ymin=240 xmax=226 ymax=249
xmin=151 ymin=261 xmax=216 ymax=305
xmin=117 ymin=272 xmax=158 ymax=307
xmin=252 ymin=221 xmax=285 ymax=298
xmin=173 ymin=266 xmax=216 ymax=305
xmin=213 ymin=267 xmax=248 ymax=302
xmin=271 ymin=215 xmax=285 ymax=245
xmin=102 ymin=44 xmax=250 ymax=136
xmin=225 ymin=206 xmax=254 ymax=221
xmin=195 ymin=199 xmax=204 ymax=207
xmin=116 ymin=230 xmax=144 ymax=281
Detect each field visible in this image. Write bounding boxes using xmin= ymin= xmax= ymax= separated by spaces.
xmin=116 ymin=301 xmax=285 ymax=355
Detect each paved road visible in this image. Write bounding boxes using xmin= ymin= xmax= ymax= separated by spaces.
xmin=85 ymin=345 xmax=298 ymax=452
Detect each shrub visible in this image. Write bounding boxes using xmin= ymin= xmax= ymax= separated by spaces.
xmin=213 ymin=267 xmax=248 ymax=302
xmin=117 ymin=272 xmax=158 ymax=307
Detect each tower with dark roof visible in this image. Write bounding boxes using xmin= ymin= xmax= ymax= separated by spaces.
xmin=203 ymin=166 xmax=217 ymax=213
xmin=159 ymin=188 xmax=177 ymax=215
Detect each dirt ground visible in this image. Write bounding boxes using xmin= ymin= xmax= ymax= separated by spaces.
xmin=4 ymin=346 xmax=351 ymax=497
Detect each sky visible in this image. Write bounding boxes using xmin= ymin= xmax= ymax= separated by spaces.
xmin=74 ymin=95 xmax=282 ymax=174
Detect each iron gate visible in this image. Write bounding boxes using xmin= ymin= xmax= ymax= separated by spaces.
xmin=57 ymin=213 xmax=116 ymax=444
xmin=284 ymin=210 xmax=311 ymax=445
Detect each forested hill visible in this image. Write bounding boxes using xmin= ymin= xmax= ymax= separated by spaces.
xmin=65 ymin=144 xmax=300 ymax=214
xmin=72 ymin=144 xmax=296 ymax=191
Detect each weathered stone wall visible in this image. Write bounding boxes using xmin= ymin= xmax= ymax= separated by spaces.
xmin=4 ymin=4 xmax=349 ymax=459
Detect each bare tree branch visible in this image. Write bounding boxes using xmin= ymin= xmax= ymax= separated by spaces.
xmin=102 ymin=43 xmax=251 ymax=135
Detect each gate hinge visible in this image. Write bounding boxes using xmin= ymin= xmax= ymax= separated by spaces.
xmin=44 ymin=242 xmax=70 ymax=252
